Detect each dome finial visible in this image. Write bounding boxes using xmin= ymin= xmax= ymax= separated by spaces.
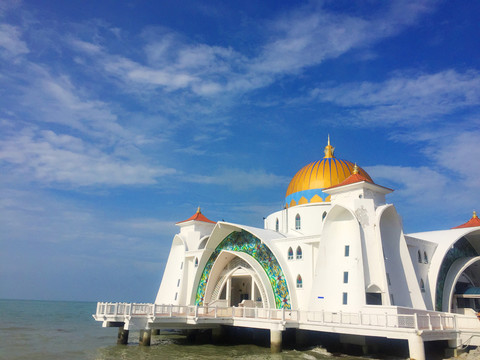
xmin=196 ymin=206 xmax=201 ymax=214
xmin=324 ymin=135 xmax=335 ymax=158
xmin=474 ymin=210 xmax=478 ymax=219
xmin=353 ymin=163 xmax=359 ymax=174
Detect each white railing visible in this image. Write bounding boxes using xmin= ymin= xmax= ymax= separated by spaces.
xmin=302 ymin=309 xmax=457 ymax=331
xmin=95 ymin=302 xmax=478 ymax=333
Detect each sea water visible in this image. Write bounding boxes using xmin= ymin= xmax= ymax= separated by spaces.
xmin=0 ymin=299 xmax=382 ymax=360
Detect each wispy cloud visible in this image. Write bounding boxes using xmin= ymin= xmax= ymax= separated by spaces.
xmin=188 ymin=168 xmax=290 ymax=190
xmin=66 ymin=1 xmax=435 ymax=97
xmin=0 ymin=128 xmax=176 ymax=186
xmin=0 ymin=23 xmax=29 ymax=57
xmin=311 ymin=69 xmax=480 ymax=126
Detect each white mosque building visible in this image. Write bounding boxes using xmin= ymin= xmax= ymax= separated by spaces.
xmin=95 ymin=138 xmax=480 ymax=359
xmin=156 ymin=138 xmax=480 ymax=316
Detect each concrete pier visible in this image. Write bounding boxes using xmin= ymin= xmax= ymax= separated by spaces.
xmin=139 ymin=329 xmax=152 ymax=346
xmin=152 ymin=329 xmax=160 ymax=336
xmin=407 ymin=335 xmax=425 ymax=360
xmin=270 ymin=330 xmax=282 ymax=353
xmin=445 ymin=338 xmax=464 ymax=358
xmin=117 ymin=327 xmax=129 ymax=345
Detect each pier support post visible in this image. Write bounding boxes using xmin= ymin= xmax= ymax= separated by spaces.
xmin=117 ymin=327 xmax=129 ymax=345
xmin=139 ymin=329 xmax=152 ymax=346
xmin=152 ymin=329 xmax=160 ymax=336
xmin=270 ymin=330 xmax=282 ymax=353
xmin=407 ymin=335 xmax=425 ymax=360
xmin=445 ymin=337 xmax=463 ymax=358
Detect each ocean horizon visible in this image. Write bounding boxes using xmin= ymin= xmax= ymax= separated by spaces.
xmin=0 ymin=298 xmax=401 ymax=360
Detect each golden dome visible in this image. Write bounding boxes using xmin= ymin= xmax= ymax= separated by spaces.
xmin=285 ymin=137 xmax=372 ymax=208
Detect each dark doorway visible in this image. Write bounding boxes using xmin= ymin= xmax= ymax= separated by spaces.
xmin=366 ymin=292 xmax=382 ymax=305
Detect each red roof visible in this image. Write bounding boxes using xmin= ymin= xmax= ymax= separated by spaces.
xmin=176 ymin=207 xmax=216 ymax=225
xmin=324 ymin=164 xmax=374 ymax=190
xmin=452 ymin=211 xmax=480 ymax=229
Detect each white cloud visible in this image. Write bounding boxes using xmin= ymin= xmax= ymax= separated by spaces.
xmin=0 ymin=24 xmax=29 ymax=57
xmin=423 ymin=130 xmax=480 ymax=188
xmin=0 ymin=129 xmax=176 ymax=186
xmin=367 ymin=165 xmax=448 ymax=204
xmin=66 ymin=1 xmax=435 ymax=97
xmin=312 ymin=70 xmax=480 ymax=125
xmin=188 ymin=168 xmax=290 ymax=190
xmin=69 ymin=38 xmax=102 ymax=55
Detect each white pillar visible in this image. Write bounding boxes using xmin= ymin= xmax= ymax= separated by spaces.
xmin=408 ymin=335 xmax=425 ymax=360
xmin=270 ymin=330 xmax=282 ymax=353
xmin=226 ymin=277 xmax=232 ymax=306
xmin=251 ymin=278 xmax=255 ymax=301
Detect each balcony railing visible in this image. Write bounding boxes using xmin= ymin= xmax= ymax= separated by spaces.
xmin=95 ymin=302 xmax=473 ymax=333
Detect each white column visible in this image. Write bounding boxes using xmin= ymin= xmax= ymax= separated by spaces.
xmin=226 ymin=277 xmax=232 ymax=306
xmin=408 ymin=335 xmax=425 ymax=360
xmin=251 ymin=278 xmax=255 ymax=301
xmin=270 ymin=330 xmax=282 ymax=353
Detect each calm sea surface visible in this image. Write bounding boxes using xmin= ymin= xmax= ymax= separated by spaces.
xmin=0 ymin=299 xmax=384 ymax=360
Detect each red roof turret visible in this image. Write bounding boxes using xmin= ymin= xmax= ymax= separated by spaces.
xmin=324 ymin=164 xmax=375 ymax=190
xmin=176 ymin=207 xmax=216 ymax=225
xmin=452 ymin=211 xmax=480 ymax=229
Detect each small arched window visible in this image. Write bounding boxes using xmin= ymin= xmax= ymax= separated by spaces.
xmin=322 ymin=211 xmax=327 ymax=221
xmin=420 ymin=279 xmax=425 ymax=293
xmin=288 ymin=247 xmax=293 ymax=260
xmin=194 ymin=257 xmax=199 ymax=267
xmin=417 ymin=250 xmax=422 ymax=263
xmin=423 ymin=251 xmax=428 ymax=264
xmin=296 ymin=246 xmax=302 ymax=260
xmin=275 ymin=218 xmax=279 ymax=232
xmin=296 ymin=275 xmax=303 ymax=288
xmin=295 ymin=214 xmax=301 ymax=230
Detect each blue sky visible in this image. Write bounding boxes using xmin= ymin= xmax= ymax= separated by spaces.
xmin=1 ymin=0 xmax=479 ymax=302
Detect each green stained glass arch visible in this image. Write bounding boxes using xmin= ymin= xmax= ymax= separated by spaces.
xmin=195 ymin=230 xmax=291 ymax=309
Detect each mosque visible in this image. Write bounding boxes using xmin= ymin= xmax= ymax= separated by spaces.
xmin=95 ymin=138 xmax=480 ymax=359
xmin=156 ymin=137 xmax=480 ymax=316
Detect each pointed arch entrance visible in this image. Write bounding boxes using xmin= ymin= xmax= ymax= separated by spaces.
xmin=204 ymin=252 xmax=272 ymax=308
xmin=195 ymin=230 xmax=291 ymax=309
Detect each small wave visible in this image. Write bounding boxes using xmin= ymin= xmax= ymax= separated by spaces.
xmin=309 ymin=347 xmax=333 ymax=357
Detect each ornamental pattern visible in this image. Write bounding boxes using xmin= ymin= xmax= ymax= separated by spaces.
xmin=195 ymin=230 xmax=291 ymax=309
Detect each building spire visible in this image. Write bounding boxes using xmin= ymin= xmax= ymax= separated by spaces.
xmin=474 ymin=210 xmax=478 ymax=219
xmin=324 ymin=135 xmax=335 ymax=158
xmin=353 ymin=163 xmax=359 ymax=174
xmin=196 ymin=206 xmax=201 ymax=214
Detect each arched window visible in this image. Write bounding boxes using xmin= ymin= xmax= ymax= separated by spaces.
xmin=295 ymin=214 xmax=301 ymax=230
xmin=194 ymin=257 xmax=199 ymax=267
xmin=275 ymin=218 xmax=279 ymax=232
xmin=322 ymin=211 xmax=327 ymax=221
xmin=423 ymin=251 xmax=428 ymax=264
xmin=296 ymin=275 xmax=303 ymax=288
xmin=417 ymin=250 xmax=422 ymax=263
xmin=288 ymin=247 xmax=293 ymax=260
xmin=296 ymin=246 xmax=302 ymax=260
xmin=420 ymin=279 xmax=425 ymax=293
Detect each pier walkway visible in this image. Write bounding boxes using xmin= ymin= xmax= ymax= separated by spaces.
xmin=93 ymin=302 xmax=480 ymax=359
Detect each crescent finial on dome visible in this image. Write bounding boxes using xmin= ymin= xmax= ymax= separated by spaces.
xmin=324 ymin=135 xmax=335 ymax=158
